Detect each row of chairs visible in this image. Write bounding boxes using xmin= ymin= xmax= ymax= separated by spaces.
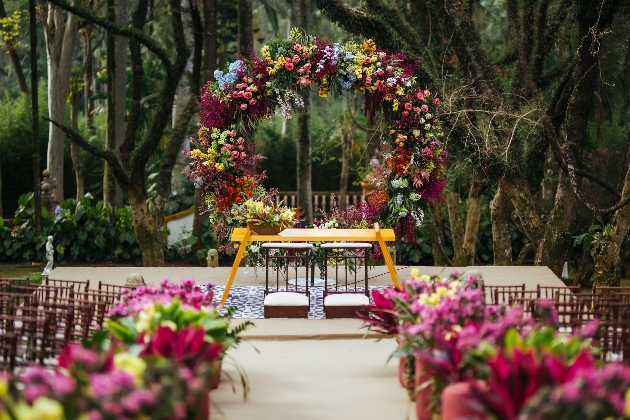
xmin=0 ymin=278 xmax=133 ymax=372
xmin=493 ymin=284 xmax=630 ymax=364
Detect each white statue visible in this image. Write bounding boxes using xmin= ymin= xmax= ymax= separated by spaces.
xmin=42 ymin=236 xmax=54 ymax=276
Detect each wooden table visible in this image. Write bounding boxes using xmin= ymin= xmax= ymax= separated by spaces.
xmin=220 ymin=223 xmax=399 ymax=307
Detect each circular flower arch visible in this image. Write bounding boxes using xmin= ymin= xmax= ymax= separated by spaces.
xmin=187 ymin=29 xmax=447 ymax=242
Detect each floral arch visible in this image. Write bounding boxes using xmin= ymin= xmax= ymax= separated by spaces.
xmin=187 ymin=29 xmax=447 ymax=242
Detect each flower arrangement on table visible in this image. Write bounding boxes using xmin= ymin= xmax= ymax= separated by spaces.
xmin=187 ymin=29 xmax=447 ymax=245
xmin=241 ymin=198 xmax=299 ymax=234
xmin=360 ymin=270 xmax=630 ymax=420
xmin=0 ymin=279 xmax=253 ymax=420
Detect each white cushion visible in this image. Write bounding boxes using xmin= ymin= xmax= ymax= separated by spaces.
xmin=324 ymin=294 xmax=369 ymax=306
xmin=261 ymin=242 xmax=313 ymax=249
xmin=264 ymin=292 xmax=309 ymax=306
xmin=320 ymin=242 xmax=372 ymax=249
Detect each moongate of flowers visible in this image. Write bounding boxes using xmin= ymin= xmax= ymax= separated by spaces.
xmin=187 ymin=29 xmax=447 ymax=242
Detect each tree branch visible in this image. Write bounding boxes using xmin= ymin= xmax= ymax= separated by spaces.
xmin=47 ymin=0 xmax=172 ymax=72
xmin=130 ymin=0 xmax=189 ymax=180
xmin=311 ymin=0 xmax=405 ymax=57
xmin=44 ymin=117 xmax=131 ymax=189
xmin=118 ymin=0 xmax=148 ymax=167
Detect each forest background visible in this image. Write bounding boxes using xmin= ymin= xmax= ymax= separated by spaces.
xmin=0 ymin=0 xmax=628 ymax=287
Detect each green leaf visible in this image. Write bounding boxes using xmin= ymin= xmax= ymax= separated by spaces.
xmin=504 ymin=328 xmax=522 ymax=353
xmin=105 ymin=320 xmax=136 ymax=345
xmin=186 ymin=235 xmax=198 ymax=246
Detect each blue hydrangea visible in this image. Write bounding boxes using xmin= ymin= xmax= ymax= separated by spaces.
xmin=337 ymin=73 xmax=357 ymax=90
xmin=215 ymin=60 xmax=247 ymax=91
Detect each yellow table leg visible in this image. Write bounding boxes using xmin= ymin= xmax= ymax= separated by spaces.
xmin=220 ymin=228 xmax=251 ymax=308
xmin=374 ymin=223 xmax=401 ymax=290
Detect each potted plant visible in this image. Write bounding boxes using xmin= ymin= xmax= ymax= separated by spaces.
xmin=242 ymin=199 xmax=298 ymax=235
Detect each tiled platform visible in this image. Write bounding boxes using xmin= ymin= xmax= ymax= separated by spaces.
xmin=210 ymin=285 xmax=385 ymax=319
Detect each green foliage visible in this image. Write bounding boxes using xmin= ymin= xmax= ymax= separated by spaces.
xmin=0 ymin=193 xmax=141 ymax=264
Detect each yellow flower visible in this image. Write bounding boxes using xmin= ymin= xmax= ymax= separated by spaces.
xmin=624 ymin=388 xmax=630 ymax=418
xmin=215 ymin=163 xmax=225 ymax=172
xmin=419 ymin=274 xmax=431 ymax=282
xmin=136 ymin=304 xmax=157 ymax=333
xmin=410 ymin=268 xmax=420 ymax=279
xmin=19 ymin=397 xmax=65 ymax=420
xmin=426 ymin=293 xmax=441 ymax=306
xmin=392 ymin=99 xmax=399 ymax=111
xmin=436 ymin=286 xmax=448 ymax=296
xmin=114 ymin=353 xmax=147 ymax=382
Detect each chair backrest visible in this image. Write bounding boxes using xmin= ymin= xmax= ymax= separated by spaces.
xmin=98 ymin=281 xmax=136 ymax=296
xmin=321 ymin=243 xmax=372 ymax=297
xmin=45 ymin=278 xmax=90 ymax=294
xmin=262 ymin=243 xmax=312 ymax=296
xmin=537 ymin=285 xmax=581 ymax=299
xmin=485 ymin=284 xmax=526 ymax=305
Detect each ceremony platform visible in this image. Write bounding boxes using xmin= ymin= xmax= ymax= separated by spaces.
xmin=49 ymin=264 xmax=566 ymax=289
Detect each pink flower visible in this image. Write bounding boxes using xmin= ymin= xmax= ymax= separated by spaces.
xmin=243 ymin=91 xmax=252 ymax=99
xmin=293 ymin=43 xmax=302 ymax=51
xmin=240 ymin=103 xmax=247 ymax=110
xmin=433 ymin=98 xmax=441 ymax=106
xmin=377 ymin=51 xmax=386 ymax=59
xmin=416 ymin=92 xmax=424 ymax=100
xmin=402 ymin=110 xmax=409 ymax=116
xmin=363 ymin=57 xmax=371 ymax=64
xmin=238 ymin=144 xmax=244 ymax=151
xmin=230 ymin=130 xmax=236 ymax=137
xmin=423 ymin=90 xmax=431 ymax=97
xmin=413 ymin=107 xmax=420 ymax=113
xmin=365 ymin=77 xmax=372 ymax=86
xmin=249 ymin=98 xmax=257 ymax=105
xmin=386 ymin=65 xmax=393 ymax=72
xmin=421 ymin=104 xmax=429 ymax=113
xmin=230 ymin=151 xmax=239 ymax=159
xmin=237 ymin=137 xmax=245 ymax=144
xmin=292 ymin=55 xmax=300 ymax=64
xmin=285 ymin=62 xmax=294 ymax=71
xmin=404 ymin=102 xmax=412 ymax=110
xmin=241 ymin=152 xmax=247 ymax=158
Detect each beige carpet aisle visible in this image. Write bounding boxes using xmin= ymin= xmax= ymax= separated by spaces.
xmin=211 ymin=338 xmax=416 ymax=420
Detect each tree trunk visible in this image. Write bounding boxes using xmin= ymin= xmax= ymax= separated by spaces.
xmin=104 ymin=0 xmax=117 ymax=207
xmin=114 ymin=0 xmax=128 ymax=209
xmin=70 ymin=87 xmax=84 ymax=199
xmin=0 ymin=0 xmax=28 ymax=93
xmin=339 ymin=125 xmax=352 ymax=211
xmin=296 ymin=0 xmax=312 ymax=223
xmin=592 ymin=164 xmax=630 ymax=287
xmin=44 ymin=5 xmax=79 ymax=202
xmin=30 ymin=0 xmax=41 ymax=235
xmin=535 ymin=171 xmax=576 ymax=275
xmin=500 ymin=177 xmax=543 ymax=248
xmin=128 ymin=184 xmax=164 ymax=266
xmin=81 ymin=28 xmax=94 ymax=133
xmin=461 ymin=176 xmax=483 ymax=265
xmin=192 ymin=0 xmax=217 ymax=258
xmin=446 ymin=191 xmax=465 ymax=266
xmin=490 ymin=187 xmax=513 ymax=265
xmin=428 ymin=201 xmax=450 ymax=266
xmin=237 ymin=0 xmax=252 ymax=57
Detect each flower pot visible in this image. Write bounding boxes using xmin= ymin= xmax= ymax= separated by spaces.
xmin=247 ymin=223 xmax=283 ymax=235
xmin=415 ymin=358 xmax=434 ymax=420
xmin=441 ymin=382 xmax=487 ymax=420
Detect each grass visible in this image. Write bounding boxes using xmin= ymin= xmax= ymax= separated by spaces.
xmin=0 ymin=263 xmax=45 ymax=282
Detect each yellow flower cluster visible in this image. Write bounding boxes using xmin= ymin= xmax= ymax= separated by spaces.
xmin=0 ymin=10 xmax=23 ymax=49
xmin=318 ymin=75 xmax=330 ymax=97
xmin=114 ymin=352 xmax=147 ymax=384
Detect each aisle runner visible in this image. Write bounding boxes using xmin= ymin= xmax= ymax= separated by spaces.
xmin=209 ymin=286 xmax=388 ymax=319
